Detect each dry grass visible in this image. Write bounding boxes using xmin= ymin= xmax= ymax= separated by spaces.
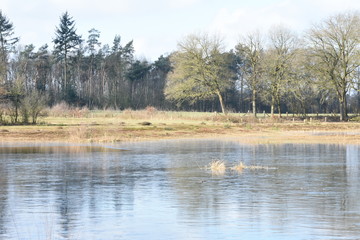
xmin=208 ymin=160 xmax=226 ymax=175
xmin=205 ymin=160 xmax=274 ymax=175
xmin=231 ymin=162 xmax=272 ymax=173
xmin=0 ymin=109 xmax=359 ymax=144
xmin=47 ymin=102 xmax=90 ymax=118
xmin=231 ymin=162 xmax=246 ymax=172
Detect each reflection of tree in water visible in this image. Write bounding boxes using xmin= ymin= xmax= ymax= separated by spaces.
xmin=244 ymin=144 xmax=360 ymax=238
xmin=0 ymin=159 xmax=8 ymax=236
xmin=164 ymin=141 xmax=247 ymax=223
xmin=346 ymin=145 xmax=360 ymax=198
xmin=1 ymin=142 xmax=360 ymax=239
xmin=166 ymin=143 xmax=360 ymax=238
xmin=51 ymin=150 xmax=135 ymax=238
xmin=342 ymin=145 xmax=360 ymax=224
xmin=0 ymin=146 xmax=136 ymax=239
xmin=166 ymin=143 xmax=282 ymax=227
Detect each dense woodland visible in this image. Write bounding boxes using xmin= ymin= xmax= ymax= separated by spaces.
xmin=0 ymin=10 xmax=360 ymax=123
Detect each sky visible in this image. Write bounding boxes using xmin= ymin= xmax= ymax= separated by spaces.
xmin=1 ymin=0 xmax=360 ymax=61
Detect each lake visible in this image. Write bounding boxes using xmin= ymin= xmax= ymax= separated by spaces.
xmin=0 ymin=140 xmax=359 ymax=240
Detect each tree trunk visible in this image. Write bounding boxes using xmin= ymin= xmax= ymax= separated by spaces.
xmin=357 ymin=90 xmax=360 ymax=113
xmin=130 ymin=81 xmax=135 ymax=108
xmin=88 ymin=57 xmax=93 ymax=108
xmin=252 ymin=89 xmax=257 ymax=118
xmin=344 ymin=96 xmax=348 ymax=120
xmin=240 ymin=75 xmax=244 ymax=113
xmin=64 ymin=51 xmax=67 ymax=100
xmin=339 ymin=95 xmax=347 ymax=121
xmin=216 ymin=91 xmax=226 ymax=115
xmin=271 ymin=96 xmax=275 ymax=118
xmin=357 ymin=81 xmax=360 ymax=113
xmin=0 ymin=42 xmax=8 ymax=84
xmin=278 ymin=102 xmax=282 ymax=118
xmin=15 ymin=104 xmax=18 ymax=123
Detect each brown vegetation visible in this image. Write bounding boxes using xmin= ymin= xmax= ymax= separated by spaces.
xmin=231 ymin=162 xmax=272 ymax=173
xmin=208 ymin=160 xmax=226 ymax=175
xmin=0 ymin=110 xmax=359 ymax=145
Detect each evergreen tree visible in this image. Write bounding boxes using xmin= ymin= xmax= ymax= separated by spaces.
xmin=104 ymin=36 xmax=134 ymax=108
xmin=0 ymin=10 xmax=19 ymax=84
xmin=151 ymin=55 xmax=172 ymax=107
xmin=87 ymin=28 xmax=101 ymax=55
xmin=86 ymin=28 xmax=101 ymax=107
xmin=126 ymin=59 xmax=151 ymax=107
xmin=53 ymin=11 xmax=82 ymax=103
xmin=34 ymin=44 xmax=51 ymax=93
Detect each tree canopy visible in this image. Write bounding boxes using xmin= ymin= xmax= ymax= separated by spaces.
xmin=307 ymin=12 xmax=360 ymax=121
xmin=0 ymin=10 xmax=19 ymax=84
xmin=53 ymin=11 xmax=83 ymax=102
xmin=165 ymin=33 xmax=233 ymax=114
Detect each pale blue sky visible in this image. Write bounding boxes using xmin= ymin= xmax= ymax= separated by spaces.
xmin=2 ymin=0 xmax=360 ymax=61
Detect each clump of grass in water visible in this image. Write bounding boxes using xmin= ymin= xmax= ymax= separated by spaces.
xmin=231 ymin=162 xmax=272 ymax=173
xmin=231 ymin=162 xmax=246 ymax=172
xmin=208 ymin=160 xmax=226 ymax=175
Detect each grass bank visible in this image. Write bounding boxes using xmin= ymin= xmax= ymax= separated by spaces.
xmin=0 ymin=109 xmax=359 ymax=145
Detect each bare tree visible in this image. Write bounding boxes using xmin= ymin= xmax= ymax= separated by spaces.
xmin=165 ymin=33 xmax=233 ymax=114
xmin=265 ymin=26 xmax=298 ymax=117
xmin=307 ymin=11 xmax=360 ymax=121
xmin=235 ymin=31 xmax=264 ymax=117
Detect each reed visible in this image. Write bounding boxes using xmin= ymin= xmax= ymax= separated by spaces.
xmin=208 ymin=160 xmax=226 ymax=175
xmin=231 ymin=162 xmax=271 ymax=173
xmin=231 ymin=162 xmax=246 ymax=172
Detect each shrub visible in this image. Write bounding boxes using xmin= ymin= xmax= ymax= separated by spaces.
xmin=48 ymin=102 xmax=71 ymax=117
xmin=0 ymin=104 xmax=6 ymax=124
xmin=145 ymin=106 xmax=158 ymax=115
xmin=20 ymin=91 xmax=47 ymax=124
xmin=48 ymin=102 xmax=89 ymax=118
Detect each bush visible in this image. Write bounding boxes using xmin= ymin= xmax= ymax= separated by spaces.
xmin=48 ymin=102 xmax=90 ymax=118
xmin=0 ymin=104 xmax=6 ymax=124
xmin=20 ymin=91 xmax=47 ymax=124
xmin=145 ymin=106 xmax=158 ymax=115
xmin=48 ymin=102 xmax=71 ymax=117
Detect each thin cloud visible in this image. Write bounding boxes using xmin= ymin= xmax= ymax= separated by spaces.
xmin=3 ymin=0 xmax=360 ymax=60
xmin=48 ymin=0 xmax=132 ymax=13
xmin=166 ymin=0 xmax=202 ymax=8
xmin=208 ymin=0 xmax=360 ymax=49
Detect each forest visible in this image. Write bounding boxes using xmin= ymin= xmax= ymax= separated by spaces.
xmin=0 ymin=10 xmax=360 ymax=124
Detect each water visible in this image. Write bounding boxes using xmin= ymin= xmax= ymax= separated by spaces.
xmin=0 ymin=140 xmax=359 ymax=240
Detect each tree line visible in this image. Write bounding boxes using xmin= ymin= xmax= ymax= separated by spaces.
xmin=0 ymin=10 xmax=360 ymax=123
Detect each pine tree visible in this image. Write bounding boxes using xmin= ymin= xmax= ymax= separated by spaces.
xmin=53 ymin=11 xmax=82 ymax=103
xmin=86 ymin=28 xmax=101 ymax=107
xmin=87 ymin=28 xmax=101 ymax=55
xmin=0 ymin=10 xmax=19 ymax=84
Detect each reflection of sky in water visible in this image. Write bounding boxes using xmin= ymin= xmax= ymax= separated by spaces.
xmin=0 ymin=140 xmax=359 ymax=240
